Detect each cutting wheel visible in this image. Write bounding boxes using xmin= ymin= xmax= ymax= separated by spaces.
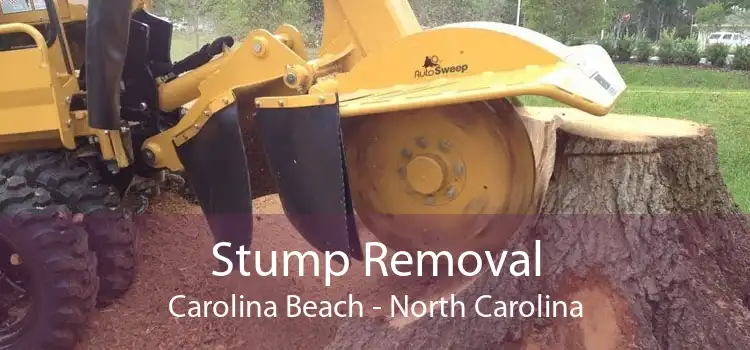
xmin=343 ymin=99 xmax=537 ymax=255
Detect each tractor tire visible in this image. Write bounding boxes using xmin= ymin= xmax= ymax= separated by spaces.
xmin=0 ymin=174 xmax=98 ymax=350
xmin=0 ymin=152 xmax=137 ymax=308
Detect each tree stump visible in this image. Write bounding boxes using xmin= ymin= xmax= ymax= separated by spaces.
xmin=327 ymin=107 xmax=750 ymax=349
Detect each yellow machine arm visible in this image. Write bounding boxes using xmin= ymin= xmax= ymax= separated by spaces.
xmin=0 ymin=0 xmax=620 ymax=260
xmin=133 ymin=0 xmax=627 ymax=258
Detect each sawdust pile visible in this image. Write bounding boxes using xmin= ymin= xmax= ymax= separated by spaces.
xmin=79 ymin=192 xmax=460 ymax=349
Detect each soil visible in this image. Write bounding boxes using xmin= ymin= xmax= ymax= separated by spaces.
xmin=78 ymin=192 xmax=465 ymax=350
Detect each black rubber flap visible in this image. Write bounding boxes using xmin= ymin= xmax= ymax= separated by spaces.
xmin=85 ymin=0 xmax=131 ymax=130
xmin=176 ymin=102 xmax=253 ymax=269
xmin=254 ymin=99 xmax=362 ymax=262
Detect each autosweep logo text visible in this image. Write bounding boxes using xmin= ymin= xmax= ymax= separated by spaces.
xmin=414 ymin=55 xmax=469 ymax=79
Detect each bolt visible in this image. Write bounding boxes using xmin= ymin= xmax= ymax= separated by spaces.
xmin=439 ymin=140 xmax=451 ymax=152
xmin=415 ymin=137 xmax=427 ymax=148
xmin=223 ymin=98 xmax=230 ymax=105
xmin=445 ymin=186 xmax=457 ymax=199
xmin=454 ymin=162 xmax=465 ymax=176
xmin=278 ymin=100 xmax=285 ymax=107
xmin=143 ymin=149 xmax=156 ymax=166
xmin=9 ymin=254 xmax=21 ymax=266
xmin=103 ymin=130 xmax=109 ymax=135
xmin=424 ymin=196 xmax=436 ymax=205
xmin=285 ymin=73 xmax=297 ymax=85
xmin=193 ymin=124 xmax=199 ymax=129
xmin=253 ymin=42 xmax=263 ymax=53
xmin=401 ymin=148 xmax=412 ymax=159
xmin=318 ymin=96 xmax=326 ymax=104
xmin=203 ymin=110 xmax=211 ymax=116
xmin=66 ymin=119 xmax=72 ymax=128
xmin=107 ymin=163 xmax=119 ymax=174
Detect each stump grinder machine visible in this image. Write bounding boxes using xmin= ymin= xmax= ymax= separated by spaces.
xmin=0 ymin=0 xmax=625 ymax=348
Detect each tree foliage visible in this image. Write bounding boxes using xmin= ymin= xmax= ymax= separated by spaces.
xmin=696 ymin=2 xmax=729 ymax=30
xmin=151 ymin=0 xmax=750 ymax=45
xmin=523 ymin=0 xmax=606 ymax=42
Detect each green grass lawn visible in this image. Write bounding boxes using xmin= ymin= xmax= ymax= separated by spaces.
xmin=521 ymin=64 xmax=750 ymax=212
xmin=170 ymin=32 xmax=219 ymax=61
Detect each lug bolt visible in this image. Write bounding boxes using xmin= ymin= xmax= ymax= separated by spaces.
xmin=401 ymin=148 xmax=412 ymax=159
xmin=454 ymin=162 xmax=465 ymax=176
xmin=415 ymin=137 xmax=427 ymax=148
xmin=445 ymin=186 xmax=457 ymax=199
xmin=424 ymin=196 xmax=435 ymax=205
xmin=439 ymin=139 xmax=451 ymax=152
xmin=397 ymin=166 xmax=406 ymax=178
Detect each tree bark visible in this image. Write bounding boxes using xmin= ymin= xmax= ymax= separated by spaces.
xmin=327 ymin=107 xmax=750 ymax=349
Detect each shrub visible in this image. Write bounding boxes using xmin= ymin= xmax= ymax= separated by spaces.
xmin=732 ymin=45 xmax=750 ymax=70
xmin=614 ymin=37 xmax=634 ymax=62
xmin=657 ymin=35 xmax=678 ymax=64
xmin=675 ymin=39 xmax=701 ymax=65
xmin=599 ymin=37 xmax=616 ymax=58
xmin=706 ymin=43 xmax=730 ymax=67
xmin=567 ymin=37 xmax=585 ymax=46
xmin=633 ymin=38 xmax=654 ymax=62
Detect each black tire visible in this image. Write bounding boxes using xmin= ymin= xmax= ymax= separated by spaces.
xmin=0 ymin=174 xmax=98 ymax=350
xmin=0 ymin=152 xmax=137 ymax=307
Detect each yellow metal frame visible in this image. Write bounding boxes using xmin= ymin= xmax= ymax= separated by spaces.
xmin=0 ymin=0 xmax=626 ymax=176
xmin=255 ymin=93 xmax=338 ymax=109
xmin=144 ymin=0 xmax=625 ymax=172
xmin=0 ymin=0 xmax=84 ymax=25
xmin=0 ymin=0 xmax=131 ymax=167
xmin=0 ymin=1 xmax=150 ymax=24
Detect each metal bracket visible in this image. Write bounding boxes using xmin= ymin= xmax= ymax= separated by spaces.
xmin=173 ymin=92 xmax=237 ymax=147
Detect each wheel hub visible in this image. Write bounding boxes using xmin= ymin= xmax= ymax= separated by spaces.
xmin=397 ymin=135 xmax=468 ymax=206
xmin=343 ymin=100 xmax=537 ymax=255
xmin=404 ymin=155 xmax=444 ymax=195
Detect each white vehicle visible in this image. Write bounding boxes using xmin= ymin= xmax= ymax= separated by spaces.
xmin=707 ymin=32 xmax=748 ymax=47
